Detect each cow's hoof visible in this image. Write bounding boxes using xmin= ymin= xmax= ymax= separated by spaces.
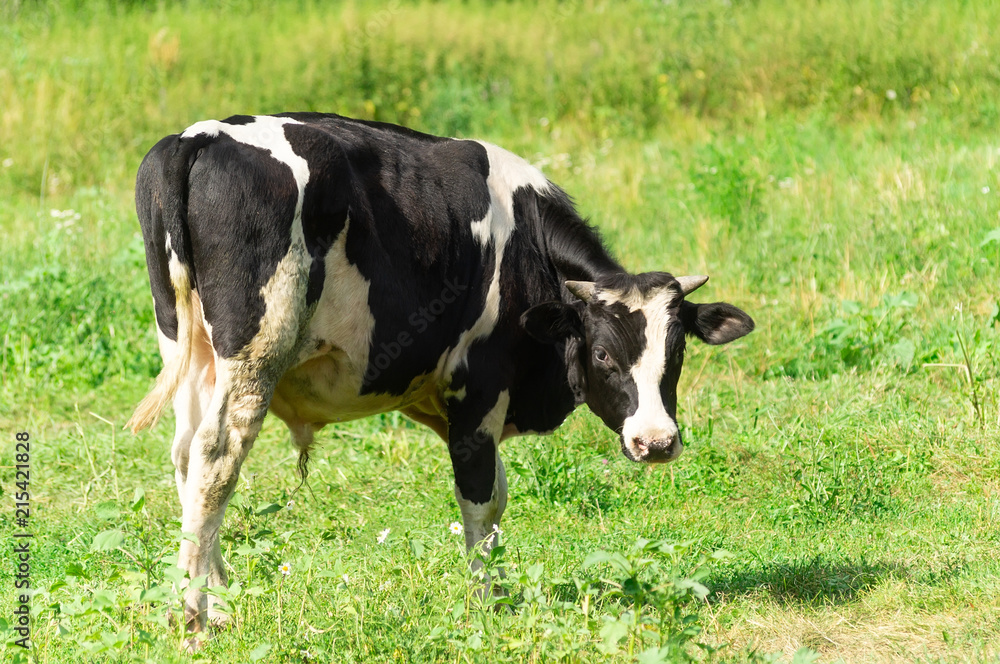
xmin=209 ymin=611 xmax=233 ymax=631
xmin=182 ymin=636 xmax=204 ymax=654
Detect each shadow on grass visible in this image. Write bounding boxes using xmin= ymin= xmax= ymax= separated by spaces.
xmin=707 ymin=556 xmax=911 ymax=605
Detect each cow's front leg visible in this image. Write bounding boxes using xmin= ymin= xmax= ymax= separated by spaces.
xmin=448 ymin=390 xmax=510 ymax=594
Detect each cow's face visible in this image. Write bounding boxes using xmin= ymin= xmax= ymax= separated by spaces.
xmin=521 ymin=273 xmax=754 ymax=463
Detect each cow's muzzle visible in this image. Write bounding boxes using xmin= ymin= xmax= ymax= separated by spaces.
xmin=622 ymin=432 xmax=683 ymax=463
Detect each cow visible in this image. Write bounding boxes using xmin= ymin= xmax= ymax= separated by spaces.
xmin=127 ymin=113 xmax=754 ymax=647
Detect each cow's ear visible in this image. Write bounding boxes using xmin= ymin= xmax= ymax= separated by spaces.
xmin=680 ymin=301 xmax=755 ymax=345
xmin=565 ymin=336 xmax=588 ymax=405
xmin=521 ymin=302 xmax=583 ymax=343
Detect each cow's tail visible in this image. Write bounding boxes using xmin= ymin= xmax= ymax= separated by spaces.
xmin=127 ymin=133 xmax=212 ymax=434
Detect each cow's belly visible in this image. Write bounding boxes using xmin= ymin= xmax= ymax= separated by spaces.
xmin=270 ymin=349 xmax=449 ymax=435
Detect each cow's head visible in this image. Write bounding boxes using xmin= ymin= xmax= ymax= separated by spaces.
xmin=521 ymin=272 xmax=754 ymax=463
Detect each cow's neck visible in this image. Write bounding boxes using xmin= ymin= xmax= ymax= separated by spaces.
xmin=537 ymin=187 xmax=624 ymax=293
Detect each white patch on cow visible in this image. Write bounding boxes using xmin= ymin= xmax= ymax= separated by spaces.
xmin=162 ymin=292 xmax=217 ymax=510
xmin=182 ymin=116 xmax=310 ymax=224
xmin=595 ymin=286 xmax=645 ymax=311
xmin=181 ymin=120 xmax=222 ymax=138
xmin=296 ymin=218 xmax=373 ymax=371
xmin=469 ymin=142 xmax=550 ymax=248
xmin=271 ymin=218 xmax=403 ymax=424
xmin=620 ymin=289 xmax=681 ymax=459
xmin=443 ymin=144 xmax=551 ymax=384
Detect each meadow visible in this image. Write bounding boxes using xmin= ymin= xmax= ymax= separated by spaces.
xmin=1 ymin=0 xmax=999 ymax=661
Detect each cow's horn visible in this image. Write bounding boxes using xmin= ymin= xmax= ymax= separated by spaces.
xmin=565 ymin=280 xmax=597 ymax=303
xmin=676 ymin=275 xmax=709 ymax=295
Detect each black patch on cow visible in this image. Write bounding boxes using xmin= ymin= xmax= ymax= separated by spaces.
xmin=221 ymin=114 xmax=256 ymax=126
xmin=186 ymin=134 xmax=298 ymax=358
xmin=580 ymin=303 xmax=646 ymax=433
xmin=135 ymin=135 xmax=180 ymax=339
xmin=661 ymin=305 xmax=687 ymax=419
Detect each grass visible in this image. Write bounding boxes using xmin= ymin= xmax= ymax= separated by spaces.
xmin=1 ymin=0 xmax=999 ymax=661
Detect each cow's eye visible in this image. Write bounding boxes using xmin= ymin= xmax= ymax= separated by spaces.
xmin=593 ymin=346 xmax=611 ymax=365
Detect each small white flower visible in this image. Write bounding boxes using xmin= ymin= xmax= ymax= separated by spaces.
xmin=886 ymin=89 xmax=897 ymax=100
xmin=377 ymin=527 xmax=391 ymax=544
xmin=778 ymin=177 xmax=794 ymax=190
xmin=286 ymin=499 xmax=295 ymax=510
xmin=491 ymin=523 xmax=503 ymax=536
xmin=538 ymin=117 xmax=550 ymax=127
xmin=2 ymin=158 xmax=13 ymax=168
xmin=341 ymin=573 xmax=349 ymax=585
xmin=982 ymin=186 xmax=991 ymax=194
xmin=448 ymin=521 xmax=463 ymax=535
xmin=279 ymin=562 xmax=291 ymax=577
xmin=379 ymin=580 xmax=392 ymax=592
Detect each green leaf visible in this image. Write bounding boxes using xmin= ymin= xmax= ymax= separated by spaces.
xmin=884 ymin=292 xmax=918 ymax=308
xmin=980 ymin=228 xmax=1000 ymax=247
xmin=598 ymin=620 xmax=628 ymax=654
xmin=188 ymin=574 xmax=208 ymax=591
xmin=606 ymin=552 xmax=633 ymax=575
xmin=94 ymin=501 xmax=119 ymax=522
xmin=163 ymin=566 xmax=186 ymax=587
xmin=637 ymin=647 xmax=671 ymax=664
xmin=583 ymin=550 xmax=612 ymax=569
xmin=676 ymin=577 xmax=711 ymax=600
xmin=177 ymin=531 xmax=201 ymax=546
xmin=131 ymin=487 xmax=146 ymax=512
xmin=248 ymin=641 xmax=272 ymax=662
xmin=65 ymin=562 xmax=88 ymax=579
xmin=791 ymin=647 xmax=822 ymax=664
xmin=255 ymin=502 xmax=284 ymax=516
xmin=91 ymin=589 xmax=116 ymax=610
xmin=409 ymin=538 xmax=425 ymax=559
xmin=139 ymin=585 xmax=171 ymax=603
xmin=888 ymin=337 xmax=915 ymax=368
xmin=91 ymin=529 xmax=124 ymax=552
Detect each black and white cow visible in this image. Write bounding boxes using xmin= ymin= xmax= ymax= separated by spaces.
xmin=128 ymin=113 xmax=754 ymax=643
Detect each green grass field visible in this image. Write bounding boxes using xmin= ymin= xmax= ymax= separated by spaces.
xmin=2 ymin=0 xmax=999 ymax=661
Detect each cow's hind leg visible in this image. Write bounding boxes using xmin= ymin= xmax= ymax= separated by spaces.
xmin=178 ymin=360 xmax=276 ymax=646
xmin=165 ymin=293 xmax=216 ymax=509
